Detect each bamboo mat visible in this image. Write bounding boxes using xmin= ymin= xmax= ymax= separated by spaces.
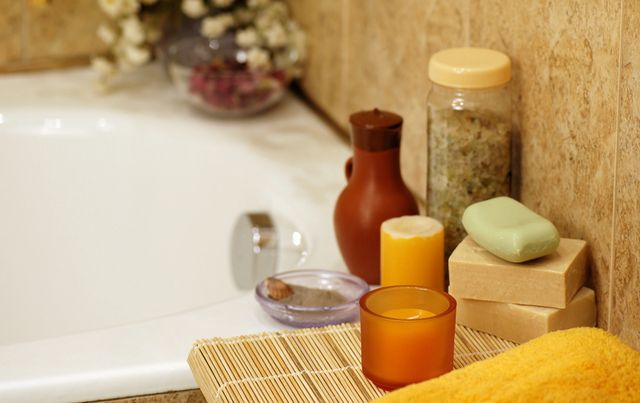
xmin=188 ymin=323 xmax=517 ymax=403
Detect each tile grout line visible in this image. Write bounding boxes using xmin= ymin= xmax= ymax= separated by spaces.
xmin=607 ymin=0 xmax=625 ymax=330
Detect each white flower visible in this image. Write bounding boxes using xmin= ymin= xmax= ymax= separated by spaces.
xmin=255 ymin=3 xmax=287 ymax=30
xmin=212 ymin=0 xmax=234 ymax=7
xmin=235 ymin=28 xmax=260 ymax=48
xmin=247 ymin=0 xmax=270 ymax=9
xmin=290 ymin=24 xmax=306 ymax=63
xmin=181 ymin=0 xmax=208 ymax=18
xmin=122 ymin=43 xmax=151 ymax=66
xmin=120 ymin=16 xmax=145 ymax=45
xmin=265 ymin=2 xmax=287 ymax=19
xmin=200 ymin=13 xmax=235 ymax=38
xmin=97 ymin=24 xmax=117 ymax=45
xmin=246 ymin=47 xmax=271 ymax=70
xmin=263 ymin=23 xmax=287 ymax=48
xmin=98 ymin=0 xmax=140 ymax=18
xmin=255 ymin=13 xmax=272 ymax=30
xmin=91 ymin=56 xmax=116 ymax=77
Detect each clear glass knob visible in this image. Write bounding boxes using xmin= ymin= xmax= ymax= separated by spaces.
xmin=230 ymin=212 xmax=308 ymax=290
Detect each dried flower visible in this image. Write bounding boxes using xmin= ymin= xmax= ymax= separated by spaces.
xmin=92 ymin=58 xmax=117 ymax=93
xmin=94 ymin=0 xmax=306 ymax=92
xmin=235 ymin=28 xmax=260 ymax=48
xmin=97 ymin=23 xmax=117 ymax=45
xmin=98 ymin=0 xmax=140 ymax=18
xmin=122 ymin=42 xmax=151 ymax=66
xmin=263 ymin=23 xmax=287 ymax=48
xmin=290 ymin=22 xmax=306 ymax=62
xmin=200 ymin=13 xmax=235 ymax=38
xmin=254 ymin=12 xmax=272 ymax=30
xmin=92 ymin=56 xmax=116 ymax=77
xmin=265 ymin=2 xmax=287 ymax=19
xmin=247 ymin=0 xmax=270 ymax=9
xmin=181 ymin=0 xmax=208 ymax=18
xmin=246 ymin=47 xmax=271 ymax=70
xmin=120 ymin=16 xmax=145 ymax=44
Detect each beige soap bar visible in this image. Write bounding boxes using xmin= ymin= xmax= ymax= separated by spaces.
xmin=454 ymin=287 xmax=596 ymax=344
xmin=449 ymin=236 xmax=587 ymax=308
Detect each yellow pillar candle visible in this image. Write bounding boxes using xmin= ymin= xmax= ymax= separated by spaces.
xmin=381 ymin=216 xmax=444 ymax=290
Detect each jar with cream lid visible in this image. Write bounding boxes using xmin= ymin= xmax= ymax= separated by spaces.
xmin=427 ymin=47 xmax=512 ymax=255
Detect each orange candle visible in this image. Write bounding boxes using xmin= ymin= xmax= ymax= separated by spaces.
xmin=360 ymin=286 xmax=456 ymax=390
xmin=381 ymin=216 xmax=444 ymax=290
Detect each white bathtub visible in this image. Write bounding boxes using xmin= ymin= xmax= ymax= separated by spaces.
xmin=0 ymin=67 xmax=350 ymax=402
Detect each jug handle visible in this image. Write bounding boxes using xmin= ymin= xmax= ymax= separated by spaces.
xmin=344 ymin=157 xmax=353 ymax=181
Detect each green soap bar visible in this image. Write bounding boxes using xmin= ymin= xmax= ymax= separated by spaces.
xmin=462 ymin=197 xmax=560 ymax=263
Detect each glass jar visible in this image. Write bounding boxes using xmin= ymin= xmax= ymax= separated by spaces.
xmin=427 ymin=48 xmax=512 ymax=255
xmin=166 ymin=34 xmax=291 ymax=117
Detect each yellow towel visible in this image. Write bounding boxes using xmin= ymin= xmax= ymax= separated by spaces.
xmin=376 ymin=327 xmax=640 ymax=403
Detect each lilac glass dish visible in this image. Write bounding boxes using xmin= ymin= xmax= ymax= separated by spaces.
xmin=255 ymin=269 xmax=369 ymax=328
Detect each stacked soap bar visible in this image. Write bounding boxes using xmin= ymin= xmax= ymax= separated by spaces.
xmin=454 ymin=287 xmax=596 ymax=344
xmin=449 ymin=197 xmax=596 ymax=343
xmin=449 ymin=237 xmax=587 ymax=309
xmin=450 ymin=237 xmax=595 ymax=343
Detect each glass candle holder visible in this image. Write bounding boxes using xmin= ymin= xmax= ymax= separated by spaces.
xmin=360 ymin=286 xmax=456 ymax=390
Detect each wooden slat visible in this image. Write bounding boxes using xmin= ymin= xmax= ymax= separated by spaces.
xmin=188 ymin=324 xmax=517 ymax=403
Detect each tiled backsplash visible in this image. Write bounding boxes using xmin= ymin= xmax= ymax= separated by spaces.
xmin=0 ymin=0 xmax=106 ymax=72
xmin=289 ymin=0 xmax=640 ymax=349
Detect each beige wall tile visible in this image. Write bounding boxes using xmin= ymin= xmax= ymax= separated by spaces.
xmin=287 ymin=0 xmax=349 ymax=130
xmin=469 ymin=0 xmax=621 ymax=329
xmin=611 ymin=0 xmax=640 ymax=350
xmin=0 ymin=0 xmax=24 ymax=65
xmin=26 ymin=0 xmax=106 ymax=61
xmin=345 ymin=0 xmax=467 ymax=201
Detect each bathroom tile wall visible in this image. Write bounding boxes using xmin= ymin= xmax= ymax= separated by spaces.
xmin=0 ymin=1 xmax=23 ymax=65
xmin=0 ymin=0 xmax=106 ymax=72
xmin=468 ymin=0 xmax=621 ymax=332
xmin=287 ymin=0 xmax=349 ymax=126
xmin=611 ymin=0 xmax=640 ymax=349
xmin=289 ymin=0 xmax=640 ymax=349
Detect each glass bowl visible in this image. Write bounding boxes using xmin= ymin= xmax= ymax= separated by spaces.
xmin=167 ymin=35 xmax=290 ymax=117
xmin=255 ymin=269 xmax=369 ymax=328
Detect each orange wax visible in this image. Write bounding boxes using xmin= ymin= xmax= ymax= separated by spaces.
xmin=382 ymin=308 xmax=435 ymax=319
xmin=360 ymin=286 xmax=456 ymax=391
xmin=381 ymin=216 xmax=444 ymax=290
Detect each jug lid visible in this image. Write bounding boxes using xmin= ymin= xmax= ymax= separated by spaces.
xmin=349 ymin=108 xmax=403 ymax=151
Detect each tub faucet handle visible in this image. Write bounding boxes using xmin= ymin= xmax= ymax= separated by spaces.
xmin=231 ymin=212 xmax=278 ymax=290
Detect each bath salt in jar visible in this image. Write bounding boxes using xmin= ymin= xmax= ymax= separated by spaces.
xmin=427 ymin=48 xmax=512 ymax=255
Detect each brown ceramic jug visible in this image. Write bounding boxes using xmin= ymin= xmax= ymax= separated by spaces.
xmin=334 ymin=109 xmax=419 ymax=284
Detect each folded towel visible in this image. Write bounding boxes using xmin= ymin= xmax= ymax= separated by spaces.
xmin=376 ymin=327 xmax=640 ymax=403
